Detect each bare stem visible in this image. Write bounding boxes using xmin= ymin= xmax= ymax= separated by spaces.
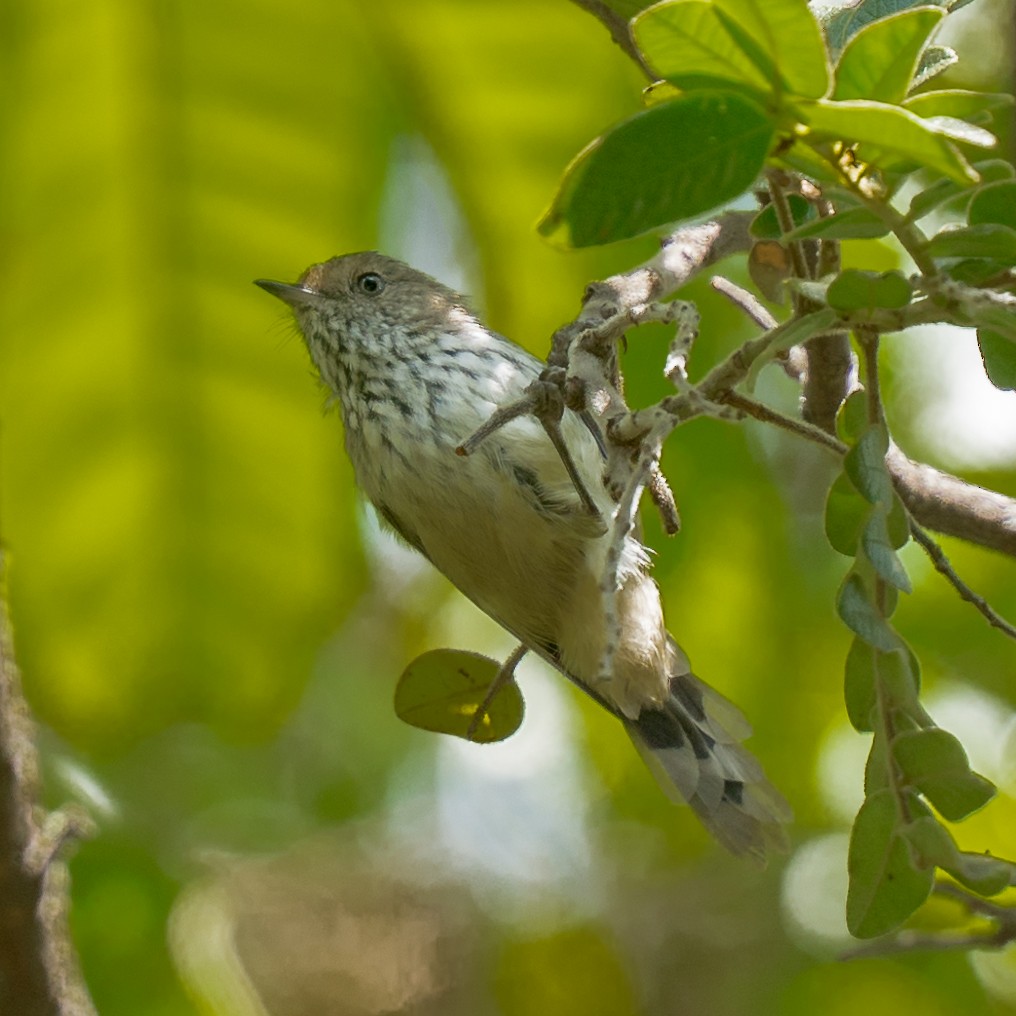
xmin=910 ymin=524 xmax=1016 ymax=641
xmin=720 ymin=391 xmax=848 ymax=456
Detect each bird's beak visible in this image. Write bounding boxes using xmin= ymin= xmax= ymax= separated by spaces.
xmin=254 ymin=279 xmax=318 ymax=307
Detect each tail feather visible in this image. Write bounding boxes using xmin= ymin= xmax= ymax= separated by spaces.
xmin=626 ymin=671 xmax=791 ymax=865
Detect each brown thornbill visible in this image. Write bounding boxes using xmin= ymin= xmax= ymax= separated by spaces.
xmin=256 ymin=252 xmax=791 ymax=862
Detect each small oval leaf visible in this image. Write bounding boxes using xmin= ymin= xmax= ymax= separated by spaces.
xmin=892 ymin=727 xmax=996 ymax=821
xmin=968 ymin=180 xmax=1016 ymax=232
xmin=827 ymin=269 xmax=913 ymax=311
xmin=837 ymin=572 xmax=901 ymax=652
xmin=977 ymin=329 xmax=1016 ymax=391
xmin=863 ymin=508 xmax=912 ymax=593
xmin=844 ymin=425 xmax=893 ymax=506
xmin=847 ymin=790 xmax=934 ymax=938
xmin=826 ymin=471 xmax=868 ymax=556
xmin=785 ymin=205 xmax=890 ymax=241
xmin=395 ymin=649 xmax=524 ymax=744
xmin=845 ymin=637 xmax=877 ymax=733
xmin=837 ymin=389 xmax=870 ymax=444
xmin=750 ymin=194 xmax=814 ymax=239
xmin=925 ymin=223 xmax=1016 ymax=263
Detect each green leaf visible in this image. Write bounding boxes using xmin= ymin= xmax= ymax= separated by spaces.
xmin=844 ymin=637 xmax=878 ymax=732
xmin=632 ymin=1 xmax=774 ymax=95
xmin=773 ymin=136 xmax=847 ymax=185
xmin=837 ymin=571 xmax=901 ymax=651
xmin=904 ymin=89 xmax=1015 ymax=126
xmin=833 ymin=8 xmax=944 ymax=105
xmin=887 ymin=491 xmax=910 ymax=548
xmin=905 ymin=818 xmax=1014 ymax=894
xmin=924 ymin=223 xmax=1016 ymax=263
xmin=634 ymin=0 xmax=830 ymax=100
xmin=802 ymin=98 xmax=977 ymax=183
xmin=977 ymin=330 xmax=1016 ymax=391
xmin=951 ymin=260 xmax=1015 ymax=285
xmin=905 ymin=159 xmax=1015 ymax=221
xmin=819 ymin=0 xmax=933 ymax=54
xmin=847 ymin=640 xmax=921 ymax=738
xmin=750 ymin=194 xmax=814 ymax=238
xmin=947 ymin=852 xmax=1016 ymax=896
xmin=394 ymin=649 xmax=524 ymax=744
xmin=879 ymin=642 xmax=921 ymax=706
xmin=826 ymin=470 xmax=869 ymax=555
xmin=893 ymin=727 xmax=996 ymax=820
xmin=969 ymin=181 xmax=1016 ymax=232
xmin=539 ymin=93 xmax=774 ymax=247
xmin=827 ymin=269 xmax=913 ymax=311
xmin=785 ymin=278 xmax=831 ymax=304
xmin=712 ymin=0 xmax=831 ymax=99
xmin=847 ymin=789 xmax=935 ymax=938
xmin=863 ymin=508 xmax=912 ymax=592
xmin=969 ymin=304 xmax=1016 ymax=342
xmin=865 ymin=724 xmax=892 ymax=794
xmin=901 ymin=814 xmax=954 ymax=866
xmin=844 ymin=425 xmax=892 ymax=505
xmin=784 ymin=205 xmax=890 ymax=240
xmin=921 ymin=117 xmax=996 ymax=150
xmin=837 ymin=389 xmax=870 ymax=443
xmin=911 ymin=43 xmax=957 ymax=89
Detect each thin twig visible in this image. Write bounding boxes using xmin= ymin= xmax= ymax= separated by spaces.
xmin=710 ymin=275 xmax=778 ymax=330
xmin=842 ymin=930 xmax=1008 ymax=960
xmin=720 ymin=391 xmax=848 ymax=455
xmin=540 ymin=222 xmax=1016 ymax=559
xmin=935 ymin=880 xmax=1016 ymax=920
xmin=910 ymin=524 xmax=1016 ymax=641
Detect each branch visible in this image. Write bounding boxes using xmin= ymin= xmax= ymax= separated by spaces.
xmin=802 ymin=330 xmax=854 ymax=432
xmin=887 ymin=444 xmax=1016 ymax=558
xmin=549 ymin=213 xmax=755 ymax=372
xmin=0 ymin=554 xmax=95 ymax=1016
xmin=557 ymin=223 xmax=1016 ymax=558
xmin=768 ymin=173 xmax=855 ymax=433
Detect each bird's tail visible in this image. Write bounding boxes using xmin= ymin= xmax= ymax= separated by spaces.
xmin=625 ymin=668 xmax=791 ymax=865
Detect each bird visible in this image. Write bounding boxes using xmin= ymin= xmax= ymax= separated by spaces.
xmin=256 ymin=251 xmax=790 ymax=862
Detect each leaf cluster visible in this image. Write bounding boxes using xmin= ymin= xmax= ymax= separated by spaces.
xmin=373 ymin=0 xmax=1016 ymax=952
xmin=830 ymin=391 xmax=1012 ymax=937
xmin=536 ymin=0 xmax=1016 ymax=948
xmin=542 ymin=0 xmax=1012 ymax=255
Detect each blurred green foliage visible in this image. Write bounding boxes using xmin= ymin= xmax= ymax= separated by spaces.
xmin=1 ymin=1 xmax=1015 ymax=1014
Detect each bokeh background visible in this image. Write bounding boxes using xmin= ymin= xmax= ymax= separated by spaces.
xmin=2 ymin=1 xmax=1016 ymax=1013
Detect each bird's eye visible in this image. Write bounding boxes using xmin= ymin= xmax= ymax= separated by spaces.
xmin=357 ymin=272 xmax=385 ymax=295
